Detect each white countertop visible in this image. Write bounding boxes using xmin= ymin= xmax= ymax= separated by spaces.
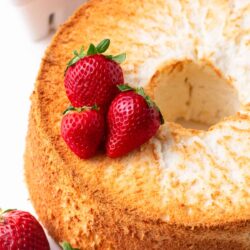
xmin=0 ymin=1 xmax=61 ymax=249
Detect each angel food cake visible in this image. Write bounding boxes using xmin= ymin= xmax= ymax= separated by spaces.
xmin=25 ymin=0 xmax=250 ymax=249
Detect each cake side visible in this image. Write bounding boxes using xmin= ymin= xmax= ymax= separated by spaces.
xmin=25 ymin=95 xmax=250 ymax=249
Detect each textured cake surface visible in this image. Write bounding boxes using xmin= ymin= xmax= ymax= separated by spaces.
xmin=25 ymin=0 xmax=250 ymax=249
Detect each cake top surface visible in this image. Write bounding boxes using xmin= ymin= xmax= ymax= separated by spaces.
xmin=34 ymin=0 xmax=250 ymax=226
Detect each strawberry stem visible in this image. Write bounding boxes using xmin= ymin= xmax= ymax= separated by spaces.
xmin=63 ymin=105 xmax=99 ymax=115
xmin=60 ymin=242 xmax=80 ymax=250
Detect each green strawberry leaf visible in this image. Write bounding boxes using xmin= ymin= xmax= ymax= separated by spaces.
xmin=87 ymin=43 xmax=98 ymax=56
xmin=63 ymin=105 xmax=99 ymax=115
xmin=136 ymin=87 xmax=164 ymax=124
xmin=136 ymin=87 xmax=155 ymax=108
xmin=0 ymin=209 xmax=16 ymax=218
xmin=118 ymin=85 xmax=165 ymax=125
xmin=111 ymin=53 xmax=126 ymax=64
xmin=91 ymin=104 xmax=99 ymax=111
xmin=65 ymin=39 xmax=126 ymax=73
xmin=78 ymin=47 xmax=85 ymax=58
xmin=63 ymin=105 xmax=76 ymax=115
xmin=105 ymin=55 xmax=113 ymax=60
xmin=158 ymin=107 xmax=165 ymax=125
xmin=117 ymin=84 xmax=134 ymax=92
xmin=136 ymin=87 xmax=147 ymax=99
xmin=0 ymin=209 xmax=16 ymax=222
xmin=65 ymin=46 xmax=85 ymax=73
xmin=96 ymin=39 xmax=110 ymax=53
xmin=60 ymin=242 xmax=80 ymax=250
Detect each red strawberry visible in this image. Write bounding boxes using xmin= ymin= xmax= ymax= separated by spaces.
xmin=0 ymin=209 xmax=50 ymax=250
xmin=64 ymin=39 xmax=125 ymax=109
xmin=61 ymin=105 xmax=105 ymax=159
xmin=106 ymin=85 xmax=164 ymax=158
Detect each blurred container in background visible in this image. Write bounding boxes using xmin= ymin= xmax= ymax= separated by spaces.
xmin=11 ymin=0 xmax=86 ymax=40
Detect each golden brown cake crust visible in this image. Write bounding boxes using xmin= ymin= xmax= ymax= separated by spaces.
xmin=25 ymin=0 xmax=250 ymax=249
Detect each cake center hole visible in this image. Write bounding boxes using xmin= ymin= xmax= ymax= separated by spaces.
xmin=152 ymin=61 xmax=240 ymax=130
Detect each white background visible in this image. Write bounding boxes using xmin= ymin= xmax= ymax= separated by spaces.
xmin=0 ymin=1 xmax=76 ymax=249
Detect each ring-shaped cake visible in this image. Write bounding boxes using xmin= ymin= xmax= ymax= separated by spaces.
xmin=25 ymin=0 xmax=250 ymax=249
